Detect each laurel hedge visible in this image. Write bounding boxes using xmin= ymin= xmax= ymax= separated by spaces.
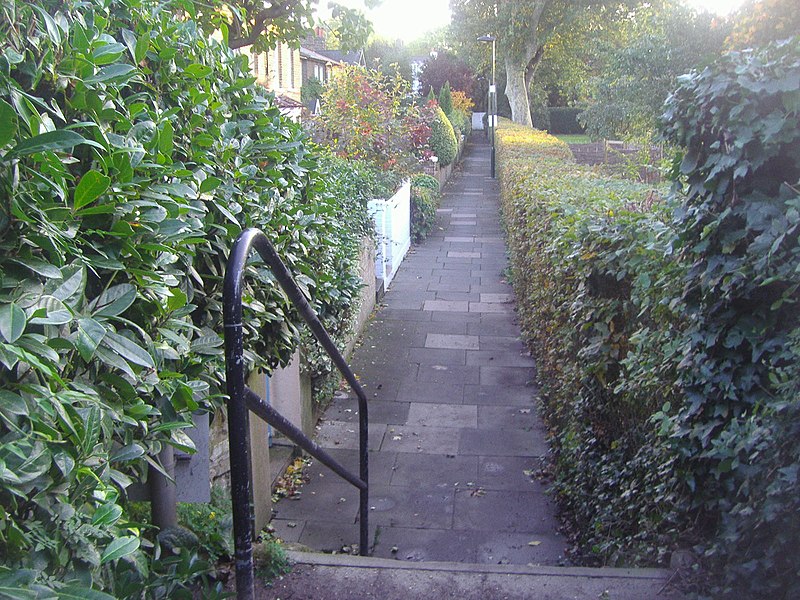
xmin=0 ymin=0 xmax=371 ymax=595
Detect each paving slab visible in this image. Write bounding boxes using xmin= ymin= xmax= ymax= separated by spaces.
xmin=405 ymin=403 xmax=478 ymax=429
xmin=424 ymin=333 xmax=480 ymax=350
xmin=453 ymin=489 xmax=560 ymax=534
xmin=390 ymin=453 xmax=478 ymax=488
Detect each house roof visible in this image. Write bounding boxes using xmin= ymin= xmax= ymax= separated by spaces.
xmin=274 ymin=94 xmax=304 ymax=109
xmin=314 ymin=49 xmax=365 ymax=67
xmin=300 ymin=47 xmax=343 ymax=65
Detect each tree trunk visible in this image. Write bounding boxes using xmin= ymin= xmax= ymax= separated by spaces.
xmin=505 ymin=60 xmax=533 ymax=127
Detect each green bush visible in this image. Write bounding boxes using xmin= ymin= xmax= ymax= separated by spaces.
xmin=310 ymin=65 xmax=427 ymax=173
xmin=429 ymin=105 xmax=458 ymax=167
xmin=302 ymin=155 xmax=399 ymax=402
xmin=547 ymin=107 xmax=585 ymax=134
xmin=497 ymin=36 xmax=800 ymax=596
xmin=0 ymin=0 xmax=368 ymax=595
xmin=410 ymin=174 xmax=441 ymax=243
xmin=447 ymin=108 xmax=471 ymax=139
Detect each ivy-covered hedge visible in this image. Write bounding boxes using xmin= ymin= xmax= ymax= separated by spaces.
xmin=0 ymin=0 xmax=369 ymax=595
xmin=497 ymin=35 xmax=800 ymax=597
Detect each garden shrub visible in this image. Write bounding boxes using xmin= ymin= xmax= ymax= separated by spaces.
xmin=410 ymin=174 xmax=441 ymax=243
xmin=439 ymin=83 xmax=471 ymax=140
xmin=309 ymin=65 xmax=428 ymax=173
xmin=547 ymin=107 xmax=585 ymax=134
xmin=496 ymin=35 xmax=800 ymax=596
xmin=450 ymin=90 xmax=474 ymax=137
xmin=0 ymin=0 xmax=368 ymax=595
xmin=429 ymin=105 xmax=458 ymax=167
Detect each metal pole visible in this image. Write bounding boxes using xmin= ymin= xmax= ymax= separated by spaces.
xmin=149 ymin=445 xmax=177 ymax=531
xmin=490 ymin=39 xmax=496 ymax=179
xmin=224 ymin=235 xmax=256 ymax=600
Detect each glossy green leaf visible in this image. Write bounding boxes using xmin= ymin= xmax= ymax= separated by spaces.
xmin=92 ymin=42 xmax=125 ymax=65
xmin=84 ymin=64 xmax=138 ymax=85
xmin=76 ymin=317 xmax=106 ymax=362
xmin=49 ymin=265 xmax=86 ymax=304
xmin=0 ymin=99 xmax=18 ymax=147
xmin=91 ymin=284 xmax=136 ymax=317
xmin=110 ymin=443 xmax=144 ymax=462
xmin=184 ymin=63 xmax=213 ymax=78
xmin=166 ymin=287 xmax=187 ymax=312
xmin=92 ymin=502 xmax=122 ymax=527
xmin=159 ymin=120 xmax=173 ymax=155
xmin=170 ymin=428 xmax=196 ymax=453
xmin=198 ymin=175 xmax=221 ymax=193
xmin=74 ymin=170 xmax=111 ymax=210
xmin=102 ymin=331 xmax=154 ymax=369
xmin=30 ymin=4 xmax=62 ymax=45
xmin=0 ymin=303 xmax=27 ymax=343
xmin=9 ymin=257 xmax=62 ymax=279
xmin=28 ymin=296 xmax=72 ymax=325
xmin=11 ymin=130 xmax=92 ymax=156
xmin=100 ymin=536 xmax=140 ymax=564
xmin=57 ymin=585 xmax=116 ymax=600
xmin=94 ymin=345 xmax=134 ymax=378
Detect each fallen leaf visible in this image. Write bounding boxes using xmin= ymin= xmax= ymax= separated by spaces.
xmin=528 ymin=540 xmax=542 ymax=546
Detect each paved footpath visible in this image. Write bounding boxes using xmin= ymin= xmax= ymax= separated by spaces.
xmin=271 ymin=136 xmax=565 ymax=566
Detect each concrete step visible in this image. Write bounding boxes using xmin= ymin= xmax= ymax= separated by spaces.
xmin=253 ymin=550 xmax=684 ymax=599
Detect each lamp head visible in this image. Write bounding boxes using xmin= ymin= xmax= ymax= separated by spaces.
xmin=477 ymin=35 xmax=496 ymax=43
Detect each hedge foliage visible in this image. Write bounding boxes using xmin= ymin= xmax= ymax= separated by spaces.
xmin=0 ymin=0 xmax=369 ymax=595
xmin=496 ymin=120 xmax=680 ymax=567
xmin=659 ymin=37 xmax=800 ymax=597
xmin=497 ymin=36 xmax=800 ymax=597
xmin=410 ymin=174 xmax=441 ymax=243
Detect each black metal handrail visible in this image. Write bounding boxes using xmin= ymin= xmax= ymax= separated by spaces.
xmin=223 ymin=228 xmax=369 ymax=600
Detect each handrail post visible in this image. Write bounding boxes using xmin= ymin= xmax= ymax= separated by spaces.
xmin=224 ymin=232 xmax=257 ymax=600
xmin=223 ymin=228 xmax=371 ymax=598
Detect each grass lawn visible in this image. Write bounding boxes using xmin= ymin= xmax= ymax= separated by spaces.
xmin=554 ymin=134 xmax=591 ymax=144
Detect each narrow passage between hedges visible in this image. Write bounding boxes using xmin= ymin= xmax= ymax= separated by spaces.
xmin=270 ymin=134 xmax=565 ymax=565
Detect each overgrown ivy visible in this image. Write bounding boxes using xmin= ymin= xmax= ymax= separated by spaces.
xmin=0 ymin=0 xmax=368 ymax=595
xmin=660 ymin=36 xmax=800 ymax=597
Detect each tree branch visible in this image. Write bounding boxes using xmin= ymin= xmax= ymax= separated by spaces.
xmin=227 ymin=0 xmax=303 ymax=49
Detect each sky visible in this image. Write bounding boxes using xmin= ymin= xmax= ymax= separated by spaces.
xmin=322 ymin=0 xmax=747 ymax=43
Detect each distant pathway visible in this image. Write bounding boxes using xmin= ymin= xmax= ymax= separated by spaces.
xmin=271 ymin=135 xmax=564 ymax=566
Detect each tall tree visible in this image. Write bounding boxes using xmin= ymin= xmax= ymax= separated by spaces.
xmin=419 ymin=51 xmax=476 ymax=97
xmin=187 ymin=0 xmax=378 ymax=51
xmin=450 ymin=0 xmax=632 ymax=127
xmin=580 ymin=2 xmax=730 ymax=140
xmin=726 ymin=0 xmax=800 ymax=49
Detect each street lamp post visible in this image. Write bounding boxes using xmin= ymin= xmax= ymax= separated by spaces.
xmin=477 ymin=35 xmax=496 ymax=178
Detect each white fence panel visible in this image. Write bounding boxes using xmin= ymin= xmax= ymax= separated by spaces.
xmin=368 ymin=180 xmax=411 ymax=289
